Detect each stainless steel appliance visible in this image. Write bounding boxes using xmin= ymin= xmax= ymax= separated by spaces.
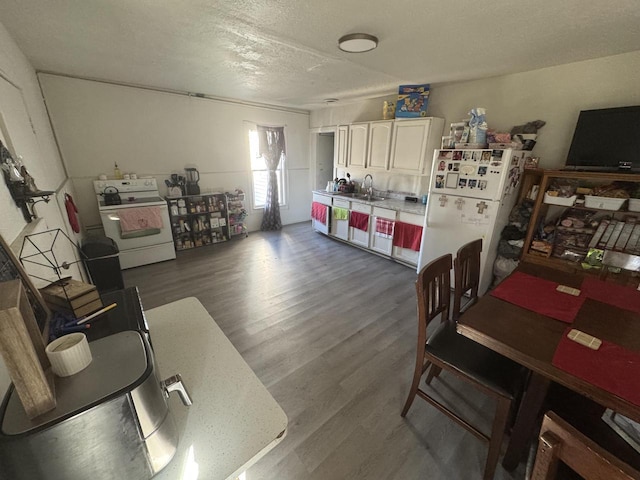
xmin=93 ymin=178 xmax=176 ymax=269
xmin=0 ymin=330 xmax=192 ymax=480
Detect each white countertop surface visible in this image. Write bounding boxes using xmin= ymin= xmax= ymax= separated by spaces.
xmin=148 ymin=297 xmax=287 ymax=480
xmin=312 ymin=190 xmax=427 ymax=216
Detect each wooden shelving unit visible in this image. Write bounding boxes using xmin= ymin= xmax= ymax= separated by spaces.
xmin=166 ymin=194 xmax=230 ymax=250
xmin=227 ymin=192 xmax=248 ymax=238
xmin=521 ymin=169 xmax=640 ymax=284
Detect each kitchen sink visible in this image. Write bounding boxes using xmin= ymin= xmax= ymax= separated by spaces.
xmin=350 ymin=194 xmax=385 ymax=201
xmin=317 ymin=191 xmax=385 ymax=201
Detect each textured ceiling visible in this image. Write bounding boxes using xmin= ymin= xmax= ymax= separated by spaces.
xmin=2 ymin=0 xmax=640 ymax=110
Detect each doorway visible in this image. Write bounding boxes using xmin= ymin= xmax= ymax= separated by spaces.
xmin=314 ymin=132 xmax=334 ymax=190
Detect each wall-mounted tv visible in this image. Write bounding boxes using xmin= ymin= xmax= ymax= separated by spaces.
xmin=564 ymin=105 xmax=640 ymax=172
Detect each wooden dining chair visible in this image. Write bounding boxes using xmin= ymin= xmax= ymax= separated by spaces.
xmin=453 ymin=238 xmax=482 ymax=321
xmin=532 ymin=411 xmax=640 ymax=479
xmin=425 ymin=238 xmax=483 ymax=384
xmin=401 ymin=252 xmax=523 ymax=480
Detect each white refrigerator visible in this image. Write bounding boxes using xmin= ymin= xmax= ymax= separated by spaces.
xmin=417 ymin=148 xmax=532 ymax=295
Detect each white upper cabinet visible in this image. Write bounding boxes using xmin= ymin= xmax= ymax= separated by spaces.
xmin=389 ymin=118 xmax=444 ymax=175
xmin=332 ymin=117 xmax=443 ymax=174
xmin=335 ymin=125 xmax=348 ymax=168
xmin=347 ymin=123 xmax=369 ymax=168
xmin=366 ymin=120 xmax=393 ymax=171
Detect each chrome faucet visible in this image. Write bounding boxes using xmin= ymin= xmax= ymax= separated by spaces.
xmin=363 ymin=174 xmax=373 ymax=200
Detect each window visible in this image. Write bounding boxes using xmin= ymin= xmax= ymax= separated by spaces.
xmin=248 ymin=128 xmax=286 ymax=209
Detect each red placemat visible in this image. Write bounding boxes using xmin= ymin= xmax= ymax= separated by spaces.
xmin=581 ymin=277 xmax=640 ymax=313
xmin=553 ymin=328 xmax=640 ymax=407
xmin=490 ymin=271 xmax=585 ymax=323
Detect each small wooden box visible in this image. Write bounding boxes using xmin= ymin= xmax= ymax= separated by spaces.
xmin=40 ymin=279 xmax=102 ymax=318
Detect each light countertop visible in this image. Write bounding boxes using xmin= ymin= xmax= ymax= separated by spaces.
xmin=312 ymin=190 xmax=426 ymax=216
xmin=148 ymin=297 xmax=287 ymax=480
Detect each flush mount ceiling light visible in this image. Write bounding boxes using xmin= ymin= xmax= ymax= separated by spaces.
xmin=338 ymin=33 xmax=378 ymax=53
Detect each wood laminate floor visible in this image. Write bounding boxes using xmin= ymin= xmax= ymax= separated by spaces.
xmin=124 ymin=223 xmax=527 ymax=480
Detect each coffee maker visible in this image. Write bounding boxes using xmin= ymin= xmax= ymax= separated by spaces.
xmin=184 ymin=168 xmax=200 ymax=195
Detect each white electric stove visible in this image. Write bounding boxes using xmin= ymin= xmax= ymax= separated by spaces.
xmin=94 ymin=179 xmax=175 ymax=269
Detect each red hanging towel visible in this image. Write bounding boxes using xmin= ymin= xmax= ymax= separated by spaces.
xmin=349 ymin=211 xmax=369 ymax=231
xmin=375 ymin=217 xmax=394 ymax=238
xmin=311 ymin=202 xmax=327 ymax=224
xmin=64 ymin=193 xmax=80 ymax=233
xmin=392 ymin=222 xmax=422 ymax=251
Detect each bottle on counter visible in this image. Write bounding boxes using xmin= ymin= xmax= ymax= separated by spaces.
xmin=113 ymin=162 xmax=123 ymax=179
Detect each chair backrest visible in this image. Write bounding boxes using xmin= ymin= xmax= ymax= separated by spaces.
xmin=453 ymin=238 xmax=482 ymax=321
xmin=416 ymin=253 xmax=452 ymax=339
xmin=532 ymin=411 xmax=640 ymax=480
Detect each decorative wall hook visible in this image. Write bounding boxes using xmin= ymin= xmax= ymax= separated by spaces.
xmin=1 ymin=141 xmax=54 ymax=222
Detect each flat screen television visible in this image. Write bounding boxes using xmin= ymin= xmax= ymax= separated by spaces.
xmin=564 ymin=105 xmax=640 ymax=172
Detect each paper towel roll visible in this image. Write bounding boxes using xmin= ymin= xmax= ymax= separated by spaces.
xmin=45 ymin=333 xmax=92 ymax=377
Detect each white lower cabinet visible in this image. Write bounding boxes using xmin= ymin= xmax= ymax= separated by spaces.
xmin=370 ymin=207 xmax=396 ymax=256
xmin=348 ymin=202 xmax=372 ymax=248
xmin=391 ymin=211 xmax=423 ymax=266
xmin=312 ymin=192 xmax=425 ymax=268
xmin=330 ymin=198 xmax=350 ymax=241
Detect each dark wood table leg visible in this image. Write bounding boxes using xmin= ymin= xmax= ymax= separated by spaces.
xmin=502 ymin=372 xmax=551 ymax=471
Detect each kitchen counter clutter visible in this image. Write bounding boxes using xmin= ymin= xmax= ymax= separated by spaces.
xmin=312 ymin=190 xmax=427 ymax=216
xmin=312 ymin=190 xmax=426 ymax=267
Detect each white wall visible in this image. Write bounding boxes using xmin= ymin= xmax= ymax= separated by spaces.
xmin=0 ymin=22 xmax=82 ymax=277
xmin=0 ymin=21 xmax=84 ymax=395
xmin=311 ymin=50 xmax=640 ymax=170
xmin=39 ymin=75 xmax=311 ymax=231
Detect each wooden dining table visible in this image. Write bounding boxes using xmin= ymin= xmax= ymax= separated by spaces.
xmin=457 ymin=261 xmax=640 ymax=470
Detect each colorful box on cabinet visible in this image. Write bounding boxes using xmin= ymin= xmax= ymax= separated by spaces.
xmin=395 ymin=84 xmax=430 ymax=118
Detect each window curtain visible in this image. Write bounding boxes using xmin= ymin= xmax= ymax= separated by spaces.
xmin=257 ymin=125 xmax=285 ymax=231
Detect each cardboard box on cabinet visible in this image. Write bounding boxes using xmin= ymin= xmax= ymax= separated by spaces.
xmin=395 ymin=84 xmax=430 ymax=118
